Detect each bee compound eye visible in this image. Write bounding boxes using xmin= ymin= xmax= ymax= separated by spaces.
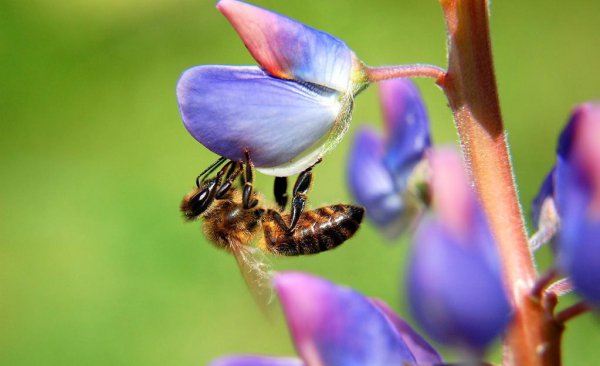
xmin=193 ymin=190 xmax=208 ymax=203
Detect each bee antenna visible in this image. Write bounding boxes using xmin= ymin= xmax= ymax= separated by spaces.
xmin=196 ymin=157 xmax=227 ymax=187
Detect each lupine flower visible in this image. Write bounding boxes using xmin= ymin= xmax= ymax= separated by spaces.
xmin=347 ymin=79 xmax=431 ymax=238
xmin=210 ymin=272 xmax=443 ymax=366
xmin=407 ymin=149 xmax=512 ymax=353
xmin=533 ymin=103 xmax=600 ymax=308
xmin=177 ymin=0 xmax=368 ymax=176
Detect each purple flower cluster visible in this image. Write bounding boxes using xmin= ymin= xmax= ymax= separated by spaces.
xmin=176 ymin=0 xmax=600 ymax=364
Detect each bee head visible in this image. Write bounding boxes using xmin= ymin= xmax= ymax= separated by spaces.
xmin=181 ymin=178 xmax=219 ymax=220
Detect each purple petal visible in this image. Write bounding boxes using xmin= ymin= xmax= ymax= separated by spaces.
xmin=555 ymin=103 xmax=600 ymax=217
xmin=531 ymin=168 xmax=555 ymax=229
xmin=407 ymin=149 xmax=511 ymax=351
xmin=556 ymin=106 xmax=580 ymax=161
xmin=177 ymin=65 xmax=342 ymax=176
xmin=378 ymin=79 xmax=431 ymax=180
xmin=555 ymin=103 xmax=600 ymax=307
xmin=216 ymin=0 xmax=360 ymax=93
xmin=560 ymin=215 xmax=600 ymax=308
xmin=370 ymin=299 xmax=443 ymax=364
xmin=408 ymin=217 xmax=512 ymax=351
xmin=274 ymin=272 xmax=416 ymax=366
xmin=346 ymin=127 xmax=408 ymax=237
xmin=427 ymin=149 xmax=476 ymax=238
xmin=209 ymin=356 xmax=304 ymax=366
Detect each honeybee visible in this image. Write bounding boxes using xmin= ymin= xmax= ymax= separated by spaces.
xmin=181 ymin=153 xmax=365 ymax=308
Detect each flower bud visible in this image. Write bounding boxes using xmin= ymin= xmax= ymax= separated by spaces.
xmin=407 ymin=149 xmax=512 ymax=352
xmin=555 ymin=103 xmax=600 ymax=307
xmin=347 ymin=79 xmax=431 ymax=238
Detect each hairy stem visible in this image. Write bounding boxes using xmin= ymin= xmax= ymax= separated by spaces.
xmin=366 ymin=64 xmax=446 ymax=83
xmin=438 ymin=1 xmax=561 ymax=365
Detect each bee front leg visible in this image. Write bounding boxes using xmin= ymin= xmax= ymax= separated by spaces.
xmin=242 ymin=151 xmax=259 ymax=209
xmin=216 ymin=162 xmax=243 ymax=199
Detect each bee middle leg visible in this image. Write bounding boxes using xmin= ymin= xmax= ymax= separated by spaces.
xmin=273 ymin=177 xmax=288 ymax=211
xmin=287 ymin=166 xmax=313 ymax=232
xmin=273 ymin=159 xmax=321 ymax=232
xmin=271 ymin=167 xmax=312 ymax=234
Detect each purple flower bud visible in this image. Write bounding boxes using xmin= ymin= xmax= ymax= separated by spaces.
xmin=407 ymin=149 xmax=511 ymax=352
xmin=210 ymin=272 xmax=444 ymax=365
xmin=347 ymin=127 xmax=406 ymax=236
xmin=347 ymin=79 xmax=431 ymax=238
xmin=209 ymin=356 xmax=303 ymax=366
xmin=275 ymin=272 xmax=416 ymax=365
xmin=178 ymin=0 xmax=368 ymax=176
xmin=554 ymin=103 xmax=600 ymax=307
xmin=379 ymin=78 xmax=431 ymax=181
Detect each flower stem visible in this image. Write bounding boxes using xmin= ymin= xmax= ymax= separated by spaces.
xmin=366 ymin=64 xmax=446 ymax=83
xmin=555 ymin=302 xmax=592 ymax=324
xmin=531 ymin=269 xmax=558 ymax=299
xmin=437 ymin=1 xmax=561 ymax=365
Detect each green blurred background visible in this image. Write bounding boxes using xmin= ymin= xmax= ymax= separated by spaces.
xmin=1 ymin=0 xmax=599 ymax=364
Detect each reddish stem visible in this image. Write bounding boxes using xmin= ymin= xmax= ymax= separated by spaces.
xmin=531 ymin=269 xmax=558 ymax=299
xmin=437 ymin=1 xmax=561 ymax=365
xmin=366 ymin=64 xmax=446 ymax=83
xmin=555 ymin=302 xmax=592 ymax=324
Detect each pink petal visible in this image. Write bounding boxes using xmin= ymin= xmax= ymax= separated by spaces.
xmin=217 ymin=0 xmax=359 ymax=93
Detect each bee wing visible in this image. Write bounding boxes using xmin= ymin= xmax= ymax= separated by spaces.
xmin=229 ymin=242 xmax=275 ymax=315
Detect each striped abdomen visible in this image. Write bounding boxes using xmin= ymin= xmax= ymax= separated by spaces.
xmin=261 ymin=204 xmax=364 ymax=256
